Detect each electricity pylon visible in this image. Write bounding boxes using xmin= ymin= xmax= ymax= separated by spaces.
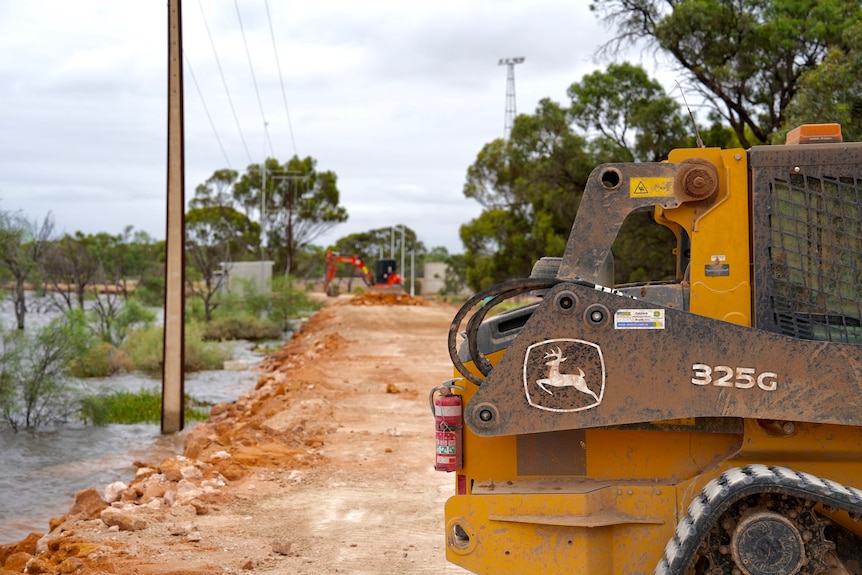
xmin=498 ymin=57 xmax=525 ymax=139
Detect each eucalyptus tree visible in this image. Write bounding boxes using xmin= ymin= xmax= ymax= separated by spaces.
xmin=460 ymin=98 xmax=594 ymax=290
xmin=186 ymin=178 xmax=260 ymax=321
xmin=781 ymin=20 xmax=862 ymax=142
xmin=590 ymin=0 xmax=862 ymax=146
xmin=459 ymin=63 xmax=687 ymax=290
xmin=332 ymin=226 xmax=425 ymax=266
xmin=568 ymin=62 xmax=689 ymax=162
xmin=232 ymin=155 xmax=348 ymax=274
xmin=41 ymin=232 xmax=100 ymax=311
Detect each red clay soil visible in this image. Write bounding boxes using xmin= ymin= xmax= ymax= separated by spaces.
xmin=0 ymin=294 xmax=469 ymax=575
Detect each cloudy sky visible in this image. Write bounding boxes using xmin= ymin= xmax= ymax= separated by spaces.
xmin=0 ymin=1 xmax=674 ymax=254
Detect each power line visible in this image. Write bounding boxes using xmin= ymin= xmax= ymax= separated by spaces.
xmin=197 ymin=0 xmax=253 ymax=165
xmin=233 ymin=0 xmax=275 ymax=159
xmin=183 ymin=50 xmax=232 ymax=171
xmin=264 ymin=0 xmax=298 ymax=158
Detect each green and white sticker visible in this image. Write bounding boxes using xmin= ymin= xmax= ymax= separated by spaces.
xmin=614 ymin=309 xmax=665 ymax=330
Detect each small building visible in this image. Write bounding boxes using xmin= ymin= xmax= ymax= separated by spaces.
xmin=422 ymin=262 xmax=447 ymax=295
xmin=219 ymin=261 xmax=274 ymax=295
xmin=422 ymin=262 xmax=469 ymax=296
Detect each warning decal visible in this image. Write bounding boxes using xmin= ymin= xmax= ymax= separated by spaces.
xmin=614 ymin=309 xmax=666 ymax=330
xmin=630 ymin=177 xmax=674 ymax=198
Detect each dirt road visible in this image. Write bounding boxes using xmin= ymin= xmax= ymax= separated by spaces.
xmin=0 ymin=294 xmax=470 ymax=575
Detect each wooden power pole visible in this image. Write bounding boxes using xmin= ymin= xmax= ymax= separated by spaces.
xmin=162 ymin=0 xmax=186 ymax=433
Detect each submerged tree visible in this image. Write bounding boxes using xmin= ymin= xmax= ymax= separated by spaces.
xmin=0 ymin=314 xmax=88 ymax=430
xmin=0 ymin=210 xmax=54 ymax=330
xmin=41 ymin=232 xmax=100 ymax=311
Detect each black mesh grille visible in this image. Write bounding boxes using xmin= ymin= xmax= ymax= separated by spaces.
xmin=768 ymin=174 xmax=862 ymax=343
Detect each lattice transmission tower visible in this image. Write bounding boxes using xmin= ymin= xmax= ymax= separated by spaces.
xmin=498 ymin=57 xmax=525 ymax=139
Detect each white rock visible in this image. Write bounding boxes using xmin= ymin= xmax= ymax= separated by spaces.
xmin=287 ymin=470 xmax=303 ymax=483
xmin=163 ymin=488 xmax=177 ymax=507
xmin=180 ymin=465 xmax=202 ymax=480
xmin=201 ymin=478 xmax=225 ymax=489
xmin=271 ymin=538 xmax=292 ymax=555
xmin=175 ymin=479 xmax=204 ymax=504
xmin=103 ymin=481 xmax=128 ymax=503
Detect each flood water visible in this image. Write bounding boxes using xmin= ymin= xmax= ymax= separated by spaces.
xmin=0 ymin=296 xmax=277 ymax=544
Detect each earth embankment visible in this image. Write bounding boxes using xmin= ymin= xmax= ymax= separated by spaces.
xmin=0 ymin=293 xmax=469 ymax=575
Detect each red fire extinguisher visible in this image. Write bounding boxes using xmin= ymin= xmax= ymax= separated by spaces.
xmin=430 ymin=379 xmax=465 ymax=472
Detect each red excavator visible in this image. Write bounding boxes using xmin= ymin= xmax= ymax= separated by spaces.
xmin=324 ymin=251 xmax=403 ymax=296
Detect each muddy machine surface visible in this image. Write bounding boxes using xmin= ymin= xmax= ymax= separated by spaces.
xmin=442 ymin=125 xmax=862 ymax=574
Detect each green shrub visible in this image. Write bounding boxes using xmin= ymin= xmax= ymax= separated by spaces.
xmin=79 ymin=387 xmax=210 ymax=425
xmin=120 ymin=323 xmax=229 ymax=376
xmin=184 ymin=322 xmax=231 ymax=372
xmin=120 ymin=325 xmax=164 ymax=376
xmin=206 ymin=274 xmax=319 ymax=332
xmin=66 ymin=341 xmax=132 ymax=378
xmin=201 ymin=315 xmax=283 ymax=341
xmin=269 ymin=275 xmax=320 ymax=329
xmin=184 ymin=296 xmax=206 ymax=323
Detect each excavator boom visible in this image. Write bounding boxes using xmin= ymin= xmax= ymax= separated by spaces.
xmin=324 ymin=250 xmax=403 ymax=296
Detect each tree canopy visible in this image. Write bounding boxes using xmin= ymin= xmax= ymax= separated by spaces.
xmin=781 ymin=20 xmax=862 ymax=141
xmin=459 ymin=63 xmax=687 ymax=290
xmin=232 ymin=155 xmax=348 ymax=274
xmin=590 ymin=0 xmax=862 ymax=147
xmin=331 ymin=225 xmax=425 ymax=265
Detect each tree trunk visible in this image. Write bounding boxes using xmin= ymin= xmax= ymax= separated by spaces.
xmin=14 ymin=278 xmax=26 ymax=330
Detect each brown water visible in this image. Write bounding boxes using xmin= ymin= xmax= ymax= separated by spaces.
xmin=0 ymin=334 xmax=268 ymax=546
xmin=0 ymin=296 xmax=292 ymax=544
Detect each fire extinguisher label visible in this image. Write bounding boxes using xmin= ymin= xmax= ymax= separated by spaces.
xmin=437 ymin=431 xmax=457 ymax=455
xmin=435 ymin=405 xmax=461 ymax=418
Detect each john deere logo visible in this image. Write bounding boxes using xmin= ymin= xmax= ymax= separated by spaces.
xmin=523 ymin=339 xmax=605 ymax=412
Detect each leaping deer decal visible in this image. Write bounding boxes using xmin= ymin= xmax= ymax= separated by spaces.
xmin=536 ymin=347 xmax=598 ymax=401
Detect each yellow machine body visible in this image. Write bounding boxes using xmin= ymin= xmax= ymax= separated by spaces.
xmin=443 ymin=131 xmax=862 ymax=574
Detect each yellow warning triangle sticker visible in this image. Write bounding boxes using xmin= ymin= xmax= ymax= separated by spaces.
xmin=629 ymin=177 xmax=674 ymax=198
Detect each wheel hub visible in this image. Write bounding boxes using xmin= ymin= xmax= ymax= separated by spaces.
xmin=694 ymin=495 xmax=835 ymax=575
xmin=731 ymin=511 xmax=804 ymax=575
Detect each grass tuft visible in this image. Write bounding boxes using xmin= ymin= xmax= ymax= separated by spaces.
xmin=79 ymin=388 xmax=211 ymax=425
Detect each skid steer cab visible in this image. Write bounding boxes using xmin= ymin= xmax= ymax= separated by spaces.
xmin=439 ymin=124 xmax=862 ymax=575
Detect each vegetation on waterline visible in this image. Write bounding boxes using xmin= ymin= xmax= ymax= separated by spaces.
xmin=79 ymin=388 xmax=211 ymax=425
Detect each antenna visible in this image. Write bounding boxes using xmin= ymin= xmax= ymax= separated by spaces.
xmin=499 ymin=57 xmax=525 ymax=139
xmin=676 ymin=80 xmax=704 ymax=148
